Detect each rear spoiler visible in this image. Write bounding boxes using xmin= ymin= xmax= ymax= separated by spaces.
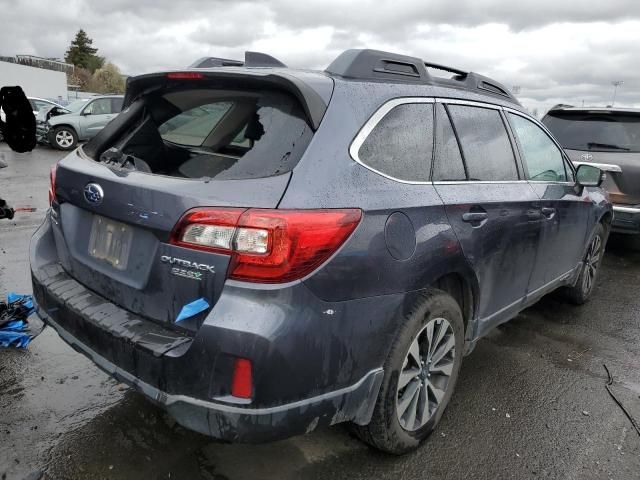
xmin=122 ymin=69 xmax=332 ymax=131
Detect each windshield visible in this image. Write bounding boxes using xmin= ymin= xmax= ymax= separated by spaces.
xmin=65 ymin=99 xmax=90 ymax=113
xmin=543 ymin=111 xmax=640 ymax=153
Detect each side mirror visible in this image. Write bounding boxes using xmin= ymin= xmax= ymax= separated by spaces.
xmin=576 ymin=164 xmax=605 ymax=187
xmin=82 ymin=109 xmax=92 ymax=116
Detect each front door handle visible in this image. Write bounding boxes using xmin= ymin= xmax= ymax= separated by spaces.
xmin=541 ymin=207 xmax=556 ymax=219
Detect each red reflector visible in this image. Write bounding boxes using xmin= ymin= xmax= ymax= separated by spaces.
xmin=166 ymin=72 xmax=205 ymax=80
xmin=231 ymin=358 xmax=253 ymax=399
xmin=48 ymin=163 xmax=58 ymax=205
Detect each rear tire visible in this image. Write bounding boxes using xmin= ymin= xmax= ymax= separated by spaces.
xmin=565 ymin=223 xmax=606 ymax=305
xmin=51 ymin=126 xmax=77 ymax=151
xmin=351 ymin=289 xmax=464 ymax=454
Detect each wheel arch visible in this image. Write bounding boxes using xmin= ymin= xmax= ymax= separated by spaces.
xmin=50 ymin=123 xmax=78 ymax=136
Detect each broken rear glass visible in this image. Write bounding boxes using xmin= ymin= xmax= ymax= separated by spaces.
xmin=97 ymin=88 xmax=313 ymax=180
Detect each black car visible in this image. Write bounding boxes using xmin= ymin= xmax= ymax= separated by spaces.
xmin=31 ymin=49 xmax=611 ymax=454
xmin=543 ymin=106 xmax=640 ymax=235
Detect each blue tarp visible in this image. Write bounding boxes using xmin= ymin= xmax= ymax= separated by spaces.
xmin=0 ymin=293 xmax=35 ymax=348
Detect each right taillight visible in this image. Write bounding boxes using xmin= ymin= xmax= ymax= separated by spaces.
xmin=170 ymin=207 xmax=362 ymax=283
xmin=48 ymin=163 xmax=58 ymax=205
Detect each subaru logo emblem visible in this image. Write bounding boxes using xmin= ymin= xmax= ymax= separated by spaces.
xmin=83 ymin=183 xmax=104 ymax=205
xmin=581 ymin=153 xmax=593 ymax=161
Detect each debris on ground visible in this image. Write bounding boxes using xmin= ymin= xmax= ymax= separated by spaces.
xmin=603 ymin=364 xmax=640 ymax=437
xmin=0 ymin=293 xmax=39 ymax=348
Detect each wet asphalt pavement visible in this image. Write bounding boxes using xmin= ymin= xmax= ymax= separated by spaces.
xmin=0 ymin=144 xmax=639 ymax=480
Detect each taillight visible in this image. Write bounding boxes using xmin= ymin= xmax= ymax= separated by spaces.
xmin=170 ymin=208 xmax=362 ymax=283
xmin=48 ymin=163 xmax=57 ymax=205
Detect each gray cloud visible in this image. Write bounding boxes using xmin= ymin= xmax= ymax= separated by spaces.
xmin=1 ymin=0 xmax=640 ymax=112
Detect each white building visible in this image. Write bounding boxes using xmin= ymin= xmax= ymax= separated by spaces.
xmin=0 ymin=60 xmax=67 ymax=101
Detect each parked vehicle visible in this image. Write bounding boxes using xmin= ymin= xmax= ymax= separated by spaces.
xmin=31 ymin=49 xmax=611 ymax=454
xmin=28 ymin=97 xmax=65 ymax=116
xmin=543 ymin=106 xmax=640 ymax=235
xmin=38 ymin=95 xmax=123 ymax=150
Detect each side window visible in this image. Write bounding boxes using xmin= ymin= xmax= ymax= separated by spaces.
xmin=158 ymin=101 xmax=233 ymax=147
xmin=358 ymin=103 xmax=433 ymax=182
xmin=432 ymin=104 xmax=466 ymax=181
xmin=508 ymin=113 xmax=567 ymax=182
xmin=111 ymin=98 xmax=123 ymax=113
xmin=447 ymin=105 xmax=519 ymax=181
xmin=32 ymin=100 xmax=50 ymax=112
xmin=84 ymin=98 xmax=112 ymax=115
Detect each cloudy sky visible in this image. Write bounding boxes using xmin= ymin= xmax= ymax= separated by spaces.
xmin=2 ymin=0 xmax=640 ymax=114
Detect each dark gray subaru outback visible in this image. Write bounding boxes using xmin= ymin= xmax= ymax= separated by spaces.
xmin=30 ymin=49 xmax=611 ymax=454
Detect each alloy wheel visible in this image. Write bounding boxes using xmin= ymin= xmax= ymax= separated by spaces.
xmin=582 ymin=234 xmax=602 ymax=294
xmin=55 ymin=130 xmax=74 ymax=148
xmin=396 ymin=317 xmax=456 ymax=431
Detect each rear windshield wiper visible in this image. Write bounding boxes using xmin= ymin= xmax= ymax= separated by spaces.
xmin=587 ymin=142 xmax=630 ymax=151
xmin=100 ymin=147 xmax=151 ymax=172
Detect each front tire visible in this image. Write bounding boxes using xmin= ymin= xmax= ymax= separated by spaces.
xmin=352 ymin=290 xmax=464 ymax=454
xmin=565 ymin=223 xmax=606 ymax=305
xmin=51 ymin=126 xmax=77 ymax=151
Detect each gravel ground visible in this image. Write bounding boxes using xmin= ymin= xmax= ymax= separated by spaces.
xmin=1 ymin=144 xmax=639 ymax=480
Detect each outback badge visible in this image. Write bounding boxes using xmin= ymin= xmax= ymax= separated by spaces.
xmin=161 ymin=255 xmax=215 ymax=281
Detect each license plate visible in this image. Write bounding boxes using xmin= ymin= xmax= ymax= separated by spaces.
xmin=88 ymin=215 xmax=133 ymax=270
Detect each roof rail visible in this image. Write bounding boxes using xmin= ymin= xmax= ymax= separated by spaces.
xmin=189 ymin=51 xmax=287 ymax=69
xmin=325 ymin=49 xmax=520 ymax=105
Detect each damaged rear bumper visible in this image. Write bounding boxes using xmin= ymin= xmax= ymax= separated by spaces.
xmin=37 ymin=306 xmax=383 ymax=441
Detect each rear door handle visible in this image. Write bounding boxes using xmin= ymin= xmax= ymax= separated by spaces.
xmin=462 ymin=212 xmax=489 ymax=227
xmin=541 ymin=207 xmax=556 ymax=219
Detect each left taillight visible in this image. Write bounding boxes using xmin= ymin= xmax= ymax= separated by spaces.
xmin=48 ymin=163 xmax=57 ymax=205
xmin=170 ymin=207 xmax=362 ymax=283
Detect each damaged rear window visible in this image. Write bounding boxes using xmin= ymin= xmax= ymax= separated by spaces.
xmin=98 ymin=88 xmax=313 ymax=180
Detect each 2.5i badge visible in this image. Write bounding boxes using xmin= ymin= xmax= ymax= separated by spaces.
xmin=161 ymin=255 xmax=215 ymax=281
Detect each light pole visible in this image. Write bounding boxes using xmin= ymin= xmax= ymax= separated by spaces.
xmin=512 ymin=85 xmax=521 ymax=95
xmin=612 ymin=80 xmax=624 ymax=106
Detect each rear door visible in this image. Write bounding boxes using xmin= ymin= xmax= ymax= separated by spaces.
xmin=432 ymin=101 xmax=541 ymax=334
xmin=506 ymin=111 xmax=589 ymax=292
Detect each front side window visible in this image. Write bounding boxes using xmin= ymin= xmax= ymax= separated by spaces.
xmin=357 ymin=103 xmax=433 ymax=182
xmin=447 ymin=105 xmax=518 ymax=181
xmin=508 ymin=113 xmax=567 ymax=182
xmin=85 ymin=98 xmax=112 ymax=115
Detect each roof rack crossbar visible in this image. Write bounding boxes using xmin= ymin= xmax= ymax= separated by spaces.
xmin=424 ymin=61 xmax=467 ymax=77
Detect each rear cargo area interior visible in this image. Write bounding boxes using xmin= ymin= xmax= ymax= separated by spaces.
xmin=96 ymin=88 xmax=313 ymax=180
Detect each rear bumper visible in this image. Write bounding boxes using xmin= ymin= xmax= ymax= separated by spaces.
xmin=30 ymin=213 xmax=393 ymax=442
xmin=36 ymin=305 xmax=382 ymax=442
xmin=612 ymin=205 xmax=640 ymax=234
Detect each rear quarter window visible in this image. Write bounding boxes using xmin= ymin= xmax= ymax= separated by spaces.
xmin=356 ymin=102 xmax=433 ymax=182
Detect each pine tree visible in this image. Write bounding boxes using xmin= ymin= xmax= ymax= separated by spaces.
xmin=64 ymin=29 xmax=105 ymax=73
